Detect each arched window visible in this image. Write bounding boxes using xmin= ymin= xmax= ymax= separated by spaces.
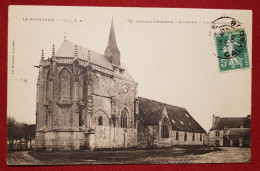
xmin=46 ymin=71 xmax=51 ymax=126
xmin=121 ymin=108 xmax=128 ymax=128
xmin=46 ymin=70 xmax=51 ymax=101
xmin=184 ymin=132 xmax=187 ymax=141
xmin=176 ymin=131 xmax=179 ymax=140
xmin=59 ymin=69 xmax=71 ymax=99
xmin=79 ymin=74 xmax=85 ymax=103
xmin=98 ymin=116 xmax=103 ymax=126
xmin=192 ymin=132 xmax=195 ymax=141
xmin=92 ymin=111 xmax=108 ymax=127
xmin=79 ymin=109 xmax=83 ymax=126
xmin=161 ymin=117 xmax=169 ymax=138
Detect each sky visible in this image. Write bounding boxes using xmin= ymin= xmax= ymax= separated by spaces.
xmin=8 ymin=6 xmax=252 ymax=131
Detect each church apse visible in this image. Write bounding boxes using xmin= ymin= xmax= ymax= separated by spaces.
xmin=35 ymin=19 xmax=138 ymax=150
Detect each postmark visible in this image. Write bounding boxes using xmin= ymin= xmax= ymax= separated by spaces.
xmin=211 ymin=17 xmax=250 ymax=72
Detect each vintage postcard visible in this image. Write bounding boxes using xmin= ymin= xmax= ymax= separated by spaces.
xmin=7 ymin=6 xmax=252 ymax=165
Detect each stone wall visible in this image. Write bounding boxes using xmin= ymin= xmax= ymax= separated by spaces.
xmin=44 ymin=131 xmax=85 ymax=150
xmin=89 ymin=69 xmax=138 ymax=148
xmin=92 ymin=126 xmax=136 ymax=148
xmin=35 ymin=131 xmax=45 ymax=149
xmin=137 ymin=122 xmax=205 ymax=148
xmin=209 ymin=130 xmax=224 ymax=146
xmin=137 ymin=124 xmax=159 ymax=148
xmin=170 ymin=131 xmax=204 ymax=146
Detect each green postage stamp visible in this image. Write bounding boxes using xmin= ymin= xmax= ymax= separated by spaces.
xmin=215 ymin=29 xmax=250 ymax=72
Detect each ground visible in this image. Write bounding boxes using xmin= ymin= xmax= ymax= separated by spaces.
xmin=6 ymin=147 xmax=251 ymax=165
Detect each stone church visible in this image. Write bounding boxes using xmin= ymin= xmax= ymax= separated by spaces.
xmin=35 ymin=19 xmax=206 ymax=150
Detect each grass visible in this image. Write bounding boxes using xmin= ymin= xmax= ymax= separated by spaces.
xmin=28 ymin=147 xmax=217 ymax=165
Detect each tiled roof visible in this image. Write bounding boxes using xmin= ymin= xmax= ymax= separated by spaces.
xmin=56 ymin=40 xmax=113 ymax=70
xmin=210 ymin=117 xmax=251 ymax=131
xmin=138 ymin=97 xmax=206 ymax=133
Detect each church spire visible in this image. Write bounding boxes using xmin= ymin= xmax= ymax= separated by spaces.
xmin=107 ymin=17 xmax=119 ymax=52
xmin=105 ymin=17 xmax=121 ymax=66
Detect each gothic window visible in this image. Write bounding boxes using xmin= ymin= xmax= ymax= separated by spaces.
xmin=176 ymin=131 xmax=179 ymax=140
xmin=59 ymin=69 xmax=71 ymax=99
xmin=79 ymin=108 xmax=83 ymax=126
xmin=98 ymin=116 xmax=103 ymax=126
xmin=192 ymin=132 xmax=195 ymax=141
xmin=46 ymin=70 xmax=51 ymax=101
xmin=121 ymin=108 xmax=128 ymax=128
xmin=79 ymin=74 xmax=85 ymax=103
xmin=161 ymin=117 xmax=169 ymax=138
xmin=184 ymin=132 xmax=187 ymax=141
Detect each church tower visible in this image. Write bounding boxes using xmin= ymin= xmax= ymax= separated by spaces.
xmin=104 ymin=18 xmax=121 ymax=66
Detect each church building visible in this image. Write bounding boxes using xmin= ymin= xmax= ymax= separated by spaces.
xmin=137 ymin=97 xmax=207 ymax=148
xmin=35 ymin=19 xmax=206 ymax=150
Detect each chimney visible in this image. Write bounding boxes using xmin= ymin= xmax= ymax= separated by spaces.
xmin=212 ymin=114 xmax=215 ymax=125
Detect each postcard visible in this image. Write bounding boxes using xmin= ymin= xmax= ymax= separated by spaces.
xmin=7 ymin=5 xmax=252 ymax=165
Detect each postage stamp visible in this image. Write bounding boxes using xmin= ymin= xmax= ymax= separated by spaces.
xmin=211 ymin=16 xmax=250 ymax=72
xmin=215 ymin=29 xmax=250 ymax=71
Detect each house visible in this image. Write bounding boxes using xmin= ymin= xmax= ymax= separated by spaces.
xmin=209 ymin=115 xmax=251 ymax=147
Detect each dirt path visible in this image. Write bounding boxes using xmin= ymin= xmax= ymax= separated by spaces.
xmin=172 ymin=147 xmax=251 ymax=164
xmin=7 ymin=151 xmax=44 ymax=165
xmin=137 ymin=147 xmax=251 ymax=164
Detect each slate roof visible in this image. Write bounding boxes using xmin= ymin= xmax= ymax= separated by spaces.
xmin=55 ymin=40 xmax=135 ymax=82
xmin=138 ymin=97 xmax=206 ymax=133
xmin=56 ymin=40 xmax=113 ymax=70
xmin=210 ymin=117 xmax=251 ymax=131
xmin=224 ymin=128 xmax=250 ymax=136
